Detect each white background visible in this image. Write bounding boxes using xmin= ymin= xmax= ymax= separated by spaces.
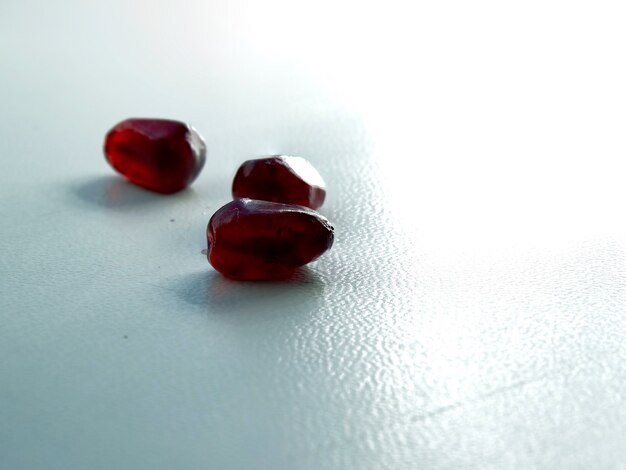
xmin=2 ymin=0 xmax=626 ymax=468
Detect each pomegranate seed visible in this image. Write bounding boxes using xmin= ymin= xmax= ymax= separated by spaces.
xmin=104 ymin=118 xmax=206 ymax=194
xmin=206 ymin=198 xmax=334 ymax=280
xmin=232 ymin=155 xmax=326 ymax=209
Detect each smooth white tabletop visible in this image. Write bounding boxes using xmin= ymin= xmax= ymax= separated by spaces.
xmin=2 ymin=1 xmax=626 ymax=469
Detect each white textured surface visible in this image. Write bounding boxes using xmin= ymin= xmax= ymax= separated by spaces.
xmin=2 ymin=1 xmax=626 ymax=469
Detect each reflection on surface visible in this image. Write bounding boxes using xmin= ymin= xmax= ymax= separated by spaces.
xmin=174 ymin=267 xmax=327 ymax=318
xmin=72 ymin=175 xmax=197 ymax=210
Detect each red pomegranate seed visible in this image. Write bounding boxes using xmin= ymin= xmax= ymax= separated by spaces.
xmin=232 ymin=155 xmax=326 ymax=209
xmin=207 ymin=198 xmax=334 ymax=280
xmin=104 ymin=118 xmax=206 ymax=194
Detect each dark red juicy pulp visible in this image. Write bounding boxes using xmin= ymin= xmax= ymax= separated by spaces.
xmin=207 ymin=198 xmax=334 ymax=281
xmin=232 ymin=156 xmax=326 ymax=209
xmin=104 ymin=118 xmax=205 ymax=194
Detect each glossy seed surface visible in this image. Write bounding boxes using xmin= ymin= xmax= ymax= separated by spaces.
xmin=104 ymin=118 xmax=206 ymax=194
xmin=207 ymin=198 xmax=334 ymax=280
xmin=232 ymin=155 xmax=326 ymax=209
